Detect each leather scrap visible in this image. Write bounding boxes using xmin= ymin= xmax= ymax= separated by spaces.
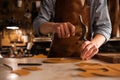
xmin=11 ymin=67 xmax=42 ymax=76
xmin=43 ymin=58 xmax=82 ymax=63
xmin=11 ymin=69 xmax=30 ymax=76
xmin=22 ymin=67 xmax=42 ymax=71
xmin=76 ymin=62 xmax=120 ymax=77
xmin=32 ymin=54 xmax=47 ymax=58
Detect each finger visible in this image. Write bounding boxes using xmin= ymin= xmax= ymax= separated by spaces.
xmin=52 ymin=23 xmax=60 ymax=33
xmin=60 ymin=24 xmax=65 ymax=38
xmin=80 ymin=41 xmax=90 ymax=53
xmin=67 ymin=22 xmax=75 ymax=36
xmin=56 ymin=26 xmax=61 ymax=38
xmin=85 ymin=47 xmax=96 ymax=60
xmin=81 ymin=42 xmax=92 ymax=60
xmin=86 ymin=48 xmax=98 ymax=60
xmin=63 ymin=23 xmax=70 ymax=38
xmin=83 ymin=43 xmax=98 ymax=60
xmin=80 ymin=41 xmax=91 ymax=55
xmin=85 ymin=44 xmax=96 ymax=57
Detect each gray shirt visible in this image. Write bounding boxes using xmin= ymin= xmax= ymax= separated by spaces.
xmin=33 ymin=0 xmax=112 ymax=41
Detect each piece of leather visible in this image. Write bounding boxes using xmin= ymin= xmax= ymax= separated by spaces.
xmin=43 ymin=58 xmax=82 ymax=63
xmin=11 ymin=69 xmax=30 ymax=76
xmin=48 ymin=0 xmax=90 ymax=57
xmin=22 ymin=67 xmax=42 ymax=71
xmin=32 ymin=54 xmax=47 ymax=58
xmin=11 ymin=67 xmax=42 ymax=76
xmin=76 ymin=63 xmax=120 ymax=77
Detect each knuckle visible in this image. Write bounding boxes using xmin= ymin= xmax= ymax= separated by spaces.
xmin=85 ymin=47 xmax=89 ymax=51
xmin=57 ymin=27 xmax=60 ymax=30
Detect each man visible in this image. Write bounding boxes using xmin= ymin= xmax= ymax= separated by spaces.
xmin=33 ymin=0 xmax=112 ymax=60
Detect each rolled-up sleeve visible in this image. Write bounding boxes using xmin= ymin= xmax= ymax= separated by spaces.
xmin=92 ymin=0 xmax=112 ymax=42
xmin=33 ymin=0 xmax=55 ymax=36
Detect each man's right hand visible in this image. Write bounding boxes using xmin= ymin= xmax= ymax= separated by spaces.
xmin=53 ymin=22 xmax=76 ymax=38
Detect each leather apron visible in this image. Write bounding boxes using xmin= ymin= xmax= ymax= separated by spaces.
xmin=48 ymin=0 xmax=90 ymax=57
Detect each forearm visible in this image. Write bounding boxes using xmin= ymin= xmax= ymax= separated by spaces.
xmin=93 ymin=0 xmax=112 ymax=42
xmin=39 ymin=22 xmax=58 ymax=35
xmin=91 ymin=34 xmax=106 ymax=48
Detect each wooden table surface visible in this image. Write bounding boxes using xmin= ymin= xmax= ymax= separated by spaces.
xmin=0 ymin=58 xmax=120 ymax=80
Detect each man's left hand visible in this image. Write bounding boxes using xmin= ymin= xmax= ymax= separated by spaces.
xmin=80 ymin=41 xmax=99 ymax=60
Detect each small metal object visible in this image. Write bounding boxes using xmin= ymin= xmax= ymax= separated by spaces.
xmin=79 ymin=15 xmax=88 ymax=41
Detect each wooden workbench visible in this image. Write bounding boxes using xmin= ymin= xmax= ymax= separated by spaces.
xmin=0 ymin=58 xmax=120 ymax=80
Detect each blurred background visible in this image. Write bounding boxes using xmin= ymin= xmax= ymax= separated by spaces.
xmin=0 ymin=0 xmax=120 ymax=58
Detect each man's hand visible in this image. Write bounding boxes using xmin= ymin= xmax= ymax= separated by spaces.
xmin=53 ymin=22 xmax=75 ymax=38
xmin=80 ymin=41 xmax=99 ymax=60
